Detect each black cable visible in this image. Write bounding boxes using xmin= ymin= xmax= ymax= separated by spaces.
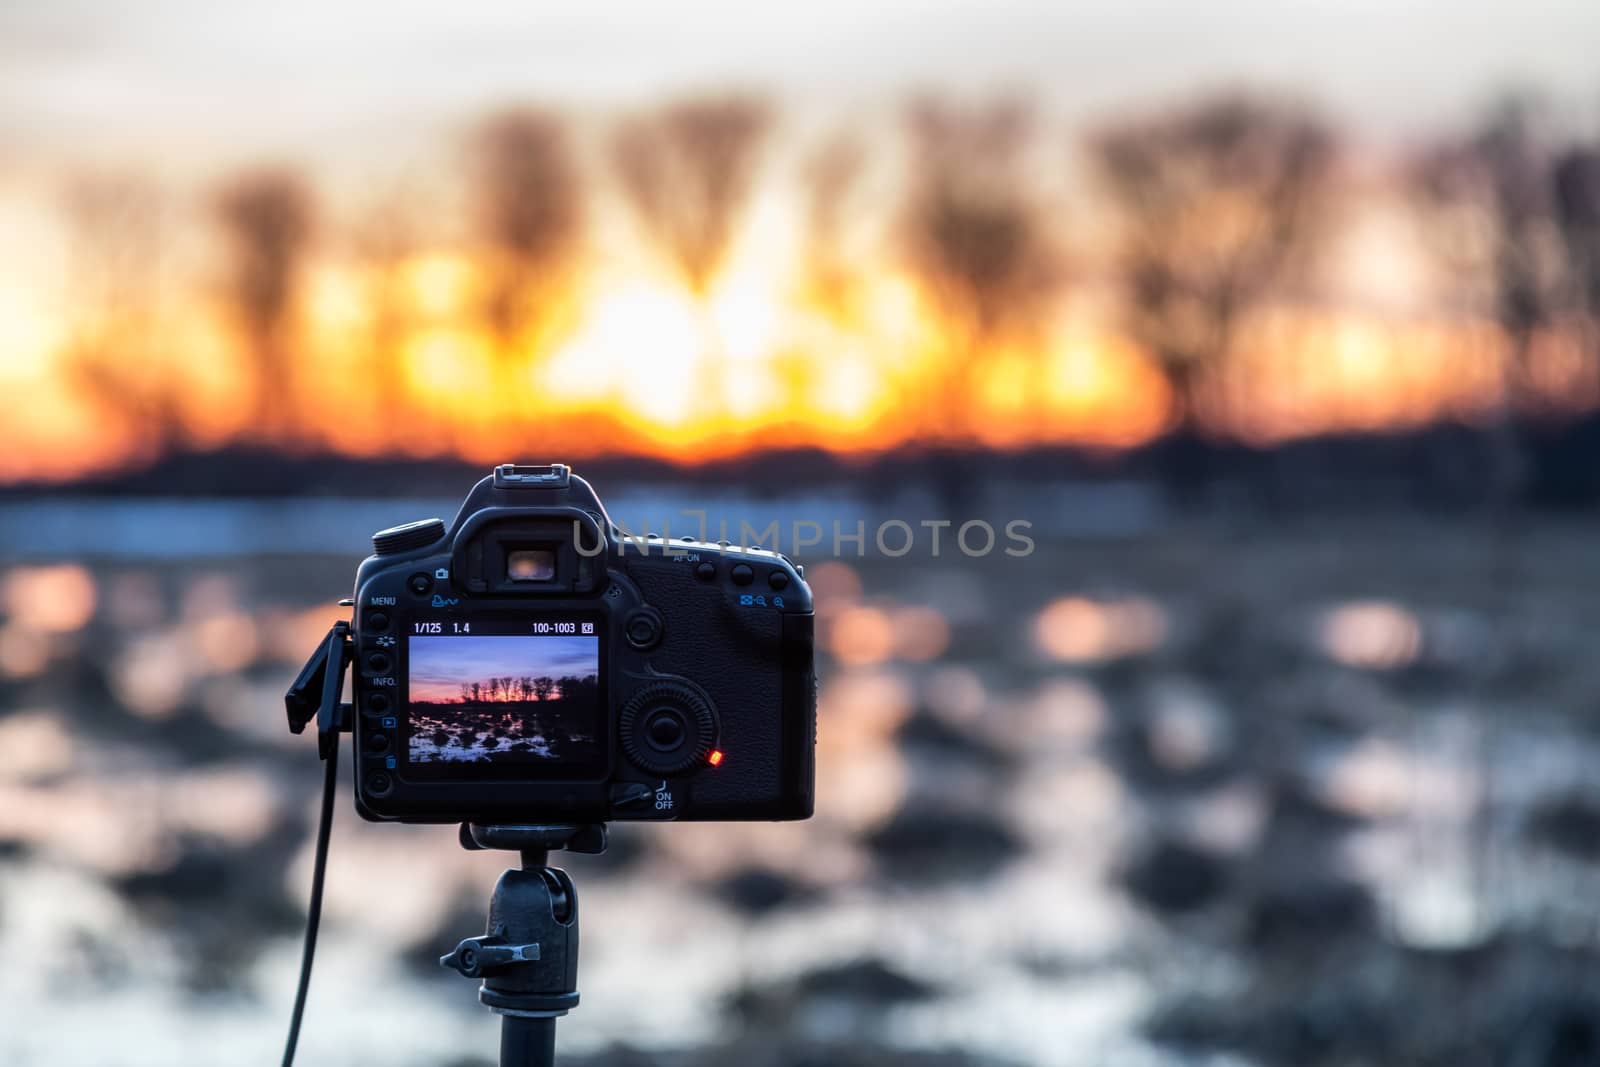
xmin=282 ymin=738 xmax=339 ymax=1067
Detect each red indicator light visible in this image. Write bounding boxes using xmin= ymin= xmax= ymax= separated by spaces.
xmin=708 ymin=750 xmax=725 ymax=767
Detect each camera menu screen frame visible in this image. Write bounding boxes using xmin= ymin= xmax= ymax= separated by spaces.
xmin=400 ymin=614 xmax=607 ymax=781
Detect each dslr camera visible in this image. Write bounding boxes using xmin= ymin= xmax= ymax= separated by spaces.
xmin=287 ymin=463 xmax=816 ymax=824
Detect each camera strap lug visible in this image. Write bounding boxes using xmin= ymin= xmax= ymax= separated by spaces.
xmin=284 ymin=620 xmax=353 ymax=760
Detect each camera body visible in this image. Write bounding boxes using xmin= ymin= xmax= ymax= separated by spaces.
xmin=347 ymin=464 xmax=815 ymax=824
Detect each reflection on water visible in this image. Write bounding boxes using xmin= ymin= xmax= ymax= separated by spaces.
xmin=2 ymin=506 xmax=1600 ymax=1065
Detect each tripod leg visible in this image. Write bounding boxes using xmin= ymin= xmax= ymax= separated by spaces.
xmin=500 ymin=1016 xmax=556 ymax=1067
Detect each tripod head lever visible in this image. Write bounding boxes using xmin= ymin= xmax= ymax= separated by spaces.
xmin=441 ymin=932 xmax=543 ymax=979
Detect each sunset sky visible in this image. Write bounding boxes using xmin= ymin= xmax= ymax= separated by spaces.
xmin=1 ymin=3 xmax=1597 ymax=481
xmin=408 ymin=634 xmax=599 ymax=703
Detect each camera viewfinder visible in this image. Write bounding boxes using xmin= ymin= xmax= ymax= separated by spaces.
xmin=507 ymin=548 xmax=557 ymax=581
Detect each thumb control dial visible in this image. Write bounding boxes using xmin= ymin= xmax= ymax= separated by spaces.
xmin=619 ymin=680 xmax=716 ymax=776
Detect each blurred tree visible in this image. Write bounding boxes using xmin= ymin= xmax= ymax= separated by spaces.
xmin=351 ymin=185 xmax=422 ymax=439
xmin=1412 ymin=98 xmax=1600 ymax=507
xmin=59 ymin=174 xmax=188 ymax=455
xmin=469 ymin=109 xmax=583 ymax=386
xmin=1553 ymin=139 xmax=1600 ymax=381
xmin=1414 ymin=99 xmax=1569 ymax=418
xmin=534 ymin=676 xmax=554 ymax=701
xmin=778 ymin=130 xmax=869 ymax=423
xmin=1091 ymin=95 xmax=1335 ymax=435
xmin=902 ymin=95 xmax=1054 ymax=443
xmin=802 ymin=131 xmax=868 ymax=316
xmin=612 ymin=94 xmax=771 ymax=296
xmin=611 ymin=94 xmax=771 ymax=420
xmin=214 ymin=169 xmax=314 ymax=440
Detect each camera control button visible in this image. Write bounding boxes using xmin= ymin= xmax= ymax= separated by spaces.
xmin=768 ymin=571 xmax=790 ymax=591
xmin=407 ymin=572 xmax=433 ymax=596
xmin=694 ymin=561 xmax=716 ymax=581
xmin=368 ymin=693 xmax=391 ymax=714
xmin=366 ymin=771 xmax=393 ymax=796
xmin=624 ymin=608 xmax=663 ymax=650
xmin=369 ymin=732 xmax=389 ymax=753
xmin=646 ymin=711 xmax=685 ymax=750
xmin=366 ymin=610 xmax=390 ymax=632
xmin=731 ymin=563 xmax=754 ymax=586
xmin=366 ymin=652 xmax=391 ymax=673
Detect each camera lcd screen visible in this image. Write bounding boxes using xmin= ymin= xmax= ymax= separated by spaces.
xmin=404 ymin=618 xmax=604 ymax=779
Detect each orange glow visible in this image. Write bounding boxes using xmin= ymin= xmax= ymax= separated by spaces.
xmin=0 ymin=626 xmax=51 ymax=679
xmin=1033 ymin=596 xmax=1168 ymax=664
xmin=707 ymin=749 xmax=724 ymax=767
xmin=830 ymin=606 xmax=897 ymax=666
xmin=1319 ymin=601 xmax=1423 ymax=670
xmin=892 ymin=606 xmax=950 ymax=663
xmin=0 ymin=187 xmax=1586 ymax=483
xmin=3 ymin=566 xmax=97 ymax=634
